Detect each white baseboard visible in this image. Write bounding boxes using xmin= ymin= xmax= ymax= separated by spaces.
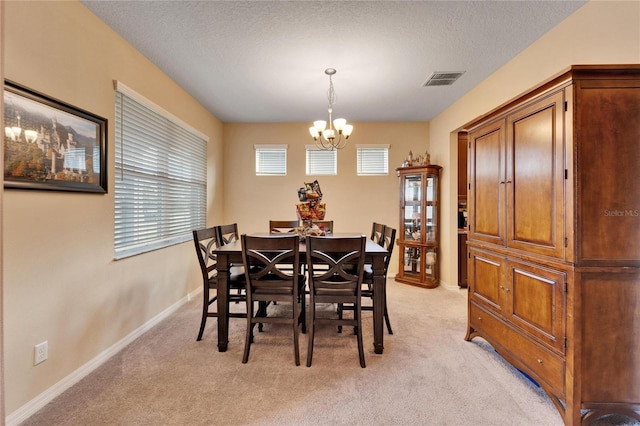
xmin=6 ymin=293 xmax=195 ymax=426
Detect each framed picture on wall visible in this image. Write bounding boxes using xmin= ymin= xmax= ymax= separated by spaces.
xmin=3 ymin=80 xmax=107 ymax=193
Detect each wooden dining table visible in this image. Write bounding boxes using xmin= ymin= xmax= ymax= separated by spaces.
xmin=212 ymin=233 xmax=389 ymax=354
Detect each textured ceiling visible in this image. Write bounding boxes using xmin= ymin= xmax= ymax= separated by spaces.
xmin=81 ymin=1 xmax=587 ymax=123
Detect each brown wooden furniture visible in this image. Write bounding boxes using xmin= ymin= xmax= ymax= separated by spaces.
xmin=306 ymin=235 xmax=367 ymax=368
xmin=192 ymin=227 xmax=246 ymax=341
xmin=363 ymin=225 xmax=396 ymax=334
xmin=370 ymin=222 xmax=385 ymax=245
xmin=339 ymin=225 xmax=396 ymax=335
xmin=395 ymin=165 xmax=442 ymax=288
xmin=269 ymin=220 xmax=299 ymax=234
xmin=213 ymin=234 xmax=389 ymax=354
xmin=218 ymin=223 xmax=241 ymax=244
xmin=464 ymin=65 xmax=640 ymax=425
xmin=240 ymin=234 xmax=306 ymax=365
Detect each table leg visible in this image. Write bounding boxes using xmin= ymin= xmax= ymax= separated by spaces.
xmin=372 ymin=255 xmax=385 ymax=354
xmin=216 ymin=253 xmax=230 ymax=352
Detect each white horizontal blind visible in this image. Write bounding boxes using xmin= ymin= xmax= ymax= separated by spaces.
xmin=306 ymin=145 xmax=337 ymax=175
xmin=114 ymin=87 xmax=207 ymax=259
xmin=255 ymin=144 xmax=287 ymax=175
xmin=357 ymin=144 xmax=389 ymax=175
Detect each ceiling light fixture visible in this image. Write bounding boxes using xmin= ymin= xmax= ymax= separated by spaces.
xmin=309 ymin=68 xmax=353 ymax=150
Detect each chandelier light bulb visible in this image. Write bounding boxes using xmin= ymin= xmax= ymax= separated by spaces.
xmin=313 ymin=120 xmax=327 ymax=132
xmin=324 ymin=128 xmax=335 ymax=141
xmin=333 ymin=118 xmax=346 ymax=131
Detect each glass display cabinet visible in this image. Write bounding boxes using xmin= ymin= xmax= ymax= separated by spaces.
xmin=395 ymin=165 xmax=442 ymax=288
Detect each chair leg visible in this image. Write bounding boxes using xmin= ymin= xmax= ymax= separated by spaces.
xmin=197 ymin=287 xmax=212 ymax=341
xmin=293 ymin=304 xmax=300 ymax=366
xmin=306 ymin=302 xmax=315 ymax=367
xmin=242 ymin=300 xmax=254 ymax=363
xmin=356 ymin=304 xmax=366 ymax=368
xmin=384 ymin=304 xmax=393 ymax=335
xmin=337 ymin=303 xmax=343 ymax=333
xmin=257 ymin=301 xmax=267 ymax=332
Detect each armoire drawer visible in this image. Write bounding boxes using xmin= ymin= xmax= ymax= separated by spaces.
xmin=470 ymin=302 xmax=565 ymax=395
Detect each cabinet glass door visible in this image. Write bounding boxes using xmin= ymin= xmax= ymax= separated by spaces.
xmin=403 ymin=173 xmax=423 ymax=241
xmin=402 ymin=246 xmax=421 ymax=278
xmin=424 ymin=248 xmax=437 ymax=280
xmin=425 ymin=174 xmax=437 ymax=242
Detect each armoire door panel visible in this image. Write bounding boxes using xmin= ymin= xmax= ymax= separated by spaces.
xmin=469 ymin=248 xmax=505 ymax=314
xmin=507 ymin=259 xmax=566 ymax=353
xmin=469 ymin=119 xmax=506 ymax=246
xmin=506 ymin=91 xmax=565 ymax=259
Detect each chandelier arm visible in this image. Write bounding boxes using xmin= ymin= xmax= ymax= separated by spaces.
xmin=315 ymin=135 xmax=330 ymax=150
xmin=333 ymin=134 xmax=347 ymax=150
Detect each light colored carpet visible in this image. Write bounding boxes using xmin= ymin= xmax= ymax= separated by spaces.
xmin=21 ymin=281 xmax=638 ymax=425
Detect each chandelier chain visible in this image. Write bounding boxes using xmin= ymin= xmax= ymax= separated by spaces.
xmin=327 ymin=75 xmax=336 ymax=109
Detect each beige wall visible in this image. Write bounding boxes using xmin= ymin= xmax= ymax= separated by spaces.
xmin=3 ymin=1 xmax=224 ymax=418
xmin=2 ymin=0 xmax=639 ymax=422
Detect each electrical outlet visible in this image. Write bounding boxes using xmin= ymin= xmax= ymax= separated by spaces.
xmin=34 ymin=341 xmax=48 ymax=365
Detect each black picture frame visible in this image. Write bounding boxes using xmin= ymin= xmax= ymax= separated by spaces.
xmin=3 ymin=80 xmax=107 ymax=193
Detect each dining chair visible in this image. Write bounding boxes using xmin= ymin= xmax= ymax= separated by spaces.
xmin=364 ymin=225 xmax=396 ymax=334
xmin=370 ymin=222 xmax=386 ymax=245
xmin=311 ymin=220 xmax=333 ymax=234
xmin=241 ymin=234 xmax=306 ymax=365
xmin=339 ymin=225 xmax=396 ymax=335
xmin=216 ymin=223 xmax=252 ymax=309
xmin=306 ymin=235 xmax=366 ymax=368
xmin=192 ymin=226 xmax=247 ymax=341
xmin=269 ymin=220 xmax=299 ymax=234
xmin=217 ymin=223 xmax=241 ymax=244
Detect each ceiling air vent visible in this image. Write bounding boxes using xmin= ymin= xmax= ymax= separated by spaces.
xmin=422 ymin=71 xmax=465 ymax=87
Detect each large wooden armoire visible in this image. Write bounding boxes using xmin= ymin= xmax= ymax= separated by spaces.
xmin=464 ymin=65 xmax=639 ymax=425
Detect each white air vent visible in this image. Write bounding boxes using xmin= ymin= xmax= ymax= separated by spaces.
xmin=422 ymin=71 xmax=465 ymax=87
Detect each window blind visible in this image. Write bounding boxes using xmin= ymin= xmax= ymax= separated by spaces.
xmin=114 ymin=83 xmax=207 ymax=259
xmin=255 ymin=144 xmax=287 ymax=175
xmin=306 ymin=145 xmax=337 ymax=175
xmin=357 ymin=145 xmax=389 ymax=175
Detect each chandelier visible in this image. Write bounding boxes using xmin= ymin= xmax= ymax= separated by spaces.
xmin=309 ymin=68 xmax=353 ymax=150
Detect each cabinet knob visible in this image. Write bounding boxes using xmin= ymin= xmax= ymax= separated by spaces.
xmin=477 ymin=316 xmax=482 ymax=321
xmin=537 ymin=359 xmax=543 ymax=365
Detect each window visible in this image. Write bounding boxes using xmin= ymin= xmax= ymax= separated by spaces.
xmin=255 ymin=144 xmax=287 ymax=176
xmin=357 ymin=144 xmax=389 ymax=176
xmin=114 ymin=82 xmax=207 ymax=259
xmin=306 ymin=145 xmax=337 ymax=175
